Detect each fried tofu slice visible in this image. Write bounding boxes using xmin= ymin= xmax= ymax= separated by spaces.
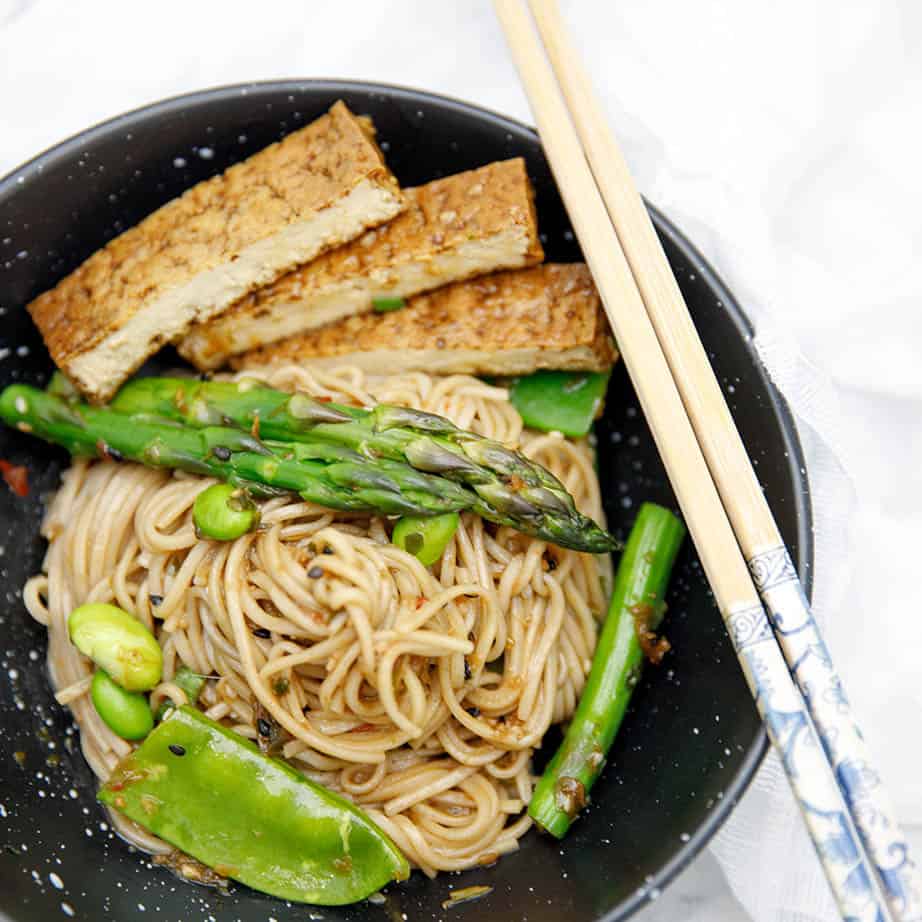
xmin=178 ymin=158 xmax=543 ymax=370
xmin=234 ymin=264 xmax=617 ymax=377
xmin=28 ymin=101 xmax=404 ymax=402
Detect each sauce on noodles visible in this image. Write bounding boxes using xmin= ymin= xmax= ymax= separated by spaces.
xmin=24 ymin=366 xmax=610 ymax=877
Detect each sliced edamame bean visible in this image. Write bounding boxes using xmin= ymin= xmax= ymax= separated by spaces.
xmin=68 ymin=603 xmax=162 ymax=691
xmin=392 ymin=512 xmax=460 ymax=566
xmin=193 ymin=483 xmax=259 ymax=541
xmin=91 ymin=669 xmax=154 ymax=740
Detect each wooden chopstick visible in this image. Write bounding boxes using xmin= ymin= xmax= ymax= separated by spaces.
xmin=524 ymin=2 xmax=922 ymax=919
xmin=492 ymin=2 xmax=898 ymax=919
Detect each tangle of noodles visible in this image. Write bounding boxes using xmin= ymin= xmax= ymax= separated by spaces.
xmin=24 ymin=366 xmax=611 ymax=878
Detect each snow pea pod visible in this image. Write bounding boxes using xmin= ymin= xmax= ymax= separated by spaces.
xmin=99 ymin=706 xmax=409 ymax=904
xmin=508 ymin=370 xmax=611 ymax=437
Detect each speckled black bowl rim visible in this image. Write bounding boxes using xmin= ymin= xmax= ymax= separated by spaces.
xmin=0 ymin=79 xmax=813 ymax=922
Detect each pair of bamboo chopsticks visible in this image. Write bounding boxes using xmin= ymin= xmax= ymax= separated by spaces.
xmin=494 ymin=2 xmax=921 ymax=920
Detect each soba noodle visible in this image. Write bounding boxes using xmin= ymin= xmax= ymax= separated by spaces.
xmin=24 ymin=366 xmax=611 ymax=878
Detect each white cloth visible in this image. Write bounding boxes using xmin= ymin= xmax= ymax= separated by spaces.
xmin=1 ymin=2 xmax=918 ymax=921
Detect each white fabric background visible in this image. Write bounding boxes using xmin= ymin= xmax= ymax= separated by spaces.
xmin=1 ymin=2 xmax=919 ymax=920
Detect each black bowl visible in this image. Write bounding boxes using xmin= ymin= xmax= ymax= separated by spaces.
xmin=0 ymin=80 xmax=811 ymax=922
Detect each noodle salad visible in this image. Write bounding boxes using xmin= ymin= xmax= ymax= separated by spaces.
xmin=23 ymin=368 xmax=610 ymax=877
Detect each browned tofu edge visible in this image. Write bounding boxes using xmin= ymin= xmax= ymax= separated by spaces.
xmin=178 ymin=157 xmax=544 ymax=369
xmin=233 ymin=263 xmax=617 ymax=372
xmin=27 ymin=100 xmax=402 ymax=380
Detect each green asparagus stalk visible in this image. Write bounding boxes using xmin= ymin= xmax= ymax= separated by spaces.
xmin=528 ymin=503 xmax=685 ymax=837
xmin=109 ymin=377 xmax=618 ymax=553
xmin=1 ymin=385 xmax=474 ymax=516
xmin=0 ymin=384 xmax=616 ymax=552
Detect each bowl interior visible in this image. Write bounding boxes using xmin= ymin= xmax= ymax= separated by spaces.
xmin=0 ymin=81 xmax=810 ymax=922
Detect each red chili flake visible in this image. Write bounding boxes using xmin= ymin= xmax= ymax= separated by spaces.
xmin=316 ymin=395 xmax=332 ymax=403
xmin=95 ymin=440 xmax=125 ymax=463
xmin=508 ymin=474 xmax=525 ymax=491
xmin=415 ymin=596 xmax=427 ymax=610
xmin=351 ymin=723 xmax=376 ymax=733
xmin=0 ymin=460 xmax=29 ymax=497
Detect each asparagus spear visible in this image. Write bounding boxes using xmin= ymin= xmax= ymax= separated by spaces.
xmin=528 ymin=503 xmax=685 ymax=837
xmin=109 ymin=377 xmax=618 ymax=553
xmin=0 ymin=385 xmax=616 ymax=552
xmin=1 ymin=385 xmax=474 ymax=515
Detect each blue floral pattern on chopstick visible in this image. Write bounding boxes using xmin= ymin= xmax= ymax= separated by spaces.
xmin=727 ymin=601 xmax=889 ymax=922
xmin=747 ymin=545 xmax=922 ymax=922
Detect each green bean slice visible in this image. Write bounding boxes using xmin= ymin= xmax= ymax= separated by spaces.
xmin=371 ymin=296 xmax=406 ymax=313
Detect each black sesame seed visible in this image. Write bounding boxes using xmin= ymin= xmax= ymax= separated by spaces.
xmin=465 ymin=706 xmax=480 ymax=718
xmin=307 ymin=566 xmax=324 ymax=579
xmin=463 ymin=659 xmax=472 ymax=680
xmin=252 ymin=627 xmax=271 ymax=639
xmin=198 ymin=372 xmax=212 ymax=382
xmin=212 ymin=445 xmax=232 ymax=461
xmin=322 ymin=546 xmax=334 ymax=555
xmin=546 ymin=555 xmax=558 ymax=571
xmin=149 ymin=594 xmax=163 ymax=607
xmin=168 ymin=744 xmax=186 ymax=757
xmin=107 ymin=446 xmax=125 ymax=463
xmin=257 ymin=718 xmax=272 ymax=738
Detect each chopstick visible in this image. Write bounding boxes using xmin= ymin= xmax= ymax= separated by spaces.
xmin=525 ymin=2 xmax=922 ymax=919
xmin=492 ymin=2 xmax=908 ymax=920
